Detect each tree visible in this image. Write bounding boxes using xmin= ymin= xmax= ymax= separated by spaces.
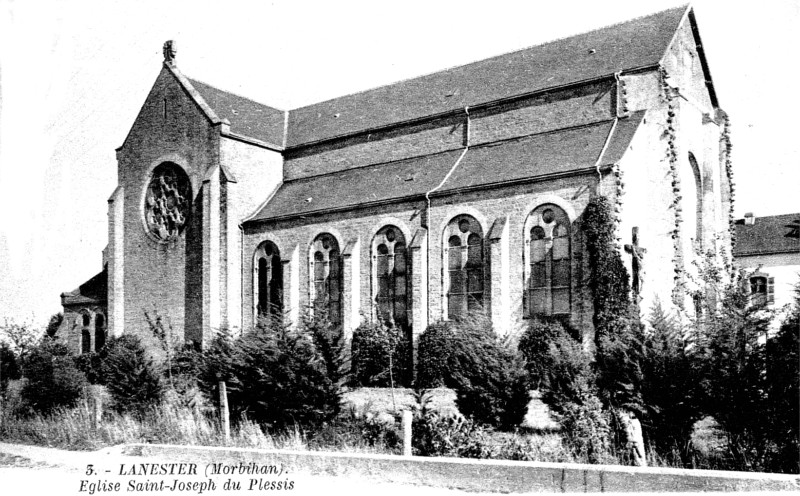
xmin=417 ymin=315 xmax=529 ymax=431
xmin=229 ymin=318 xmax=343 ymax=430
xmin=765 ymin=283 xmax=799 ymax=473
xmin=45 ymin=313 xmax=64 ymax=339
xmin=20 ymin=339 xmax=88 ymax=413
xmin=519 ymin=319 xmax=611 ymax=462
xmin=640 ymin=301 xmax=703 ymax=464
xmin=0 ymin=318 xmax=42 ymax=362
xmin=583 ymin=195 xmax=646 ymax=464
xmin=101 ymin=334 xmax=164 ymax=414
xmin=694 ymin=277 xmax=773 ymax=471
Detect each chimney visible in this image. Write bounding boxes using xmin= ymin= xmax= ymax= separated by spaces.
xmin=744 ymin=212 xmax=756 ymax=225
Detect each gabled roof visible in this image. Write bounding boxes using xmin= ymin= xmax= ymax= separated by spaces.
xmin=247 ymin=113 xmax=644 ymax=223
xmin=61 ymin=268 xmax=107 ymax=306
xmin=734 ymin=214 xmax=800 ymax=257
xmin=285 ymin=5 xmax=689 ymax=147
xmin=188 ymin=78 xmax=286 ymax=148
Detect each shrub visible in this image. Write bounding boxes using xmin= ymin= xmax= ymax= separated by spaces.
xmin=20 ymin=339 xmax=88 ymax=413
xmin=639 ymin=301 xmax=702 ymax=464
xmin=693 ymin=277 xmax=773 ymax=471
xmin=351 ymin=321 xmax=411 ymax=387
xmin=229 ymin=318 xmax=342 ymax=430
xmin=765 ymin=284 xmax=799 ymax=473
xmin=1 ymin=342 xmax=20 ymax=393
xmin=101 ymin=334 xmax=163 ymax=414
xmin=73 ymin=351 xmax=105 ymax=385
xmin=417 ymin=317 xmax=529 ymax=430
xmin=413 ymin=403 xmax=495 ymax=459
xmin=519 ymin=318 xmax=611 ymax=462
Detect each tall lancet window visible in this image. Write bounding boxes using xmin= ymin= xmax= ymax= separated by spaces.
xmin=373 ymin=226 xmax=409 ymax=329
xmin=94 ymin=314 xmax=106 ymax=351
xmin=444 ymin=215 xmax=485 ymax=320
xmin=255 ymin=241 xmax=283 ymax=320
xmin=525 ymin=205 xmax=571 ymax=317
xmin=310 ymin=233 xmax=342 ymax=325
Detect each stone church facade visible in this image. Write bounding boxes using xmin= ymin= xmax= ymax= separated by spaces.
xmin=60 ymin=5 xmax=733 ymax=354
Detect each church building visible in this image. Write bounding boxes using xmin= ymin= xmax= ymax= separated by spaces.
xmin=59 ymin=5 xmax=733 ymax=354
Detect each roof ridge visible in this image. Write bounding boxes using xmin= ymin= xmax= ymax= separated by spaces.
xmin=288 ymin=4 xmax=689 ymax=113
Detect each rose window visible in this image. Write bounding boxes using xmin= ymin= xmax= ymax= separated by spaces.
xmin=144 ymin=162 xmax=191 ymax=241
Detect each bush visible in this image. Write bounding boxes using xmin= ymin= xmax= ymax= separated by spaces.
xmin=417 ymin=317 xmax=529 ymax=430
xmin=1 ymin=342 xmax=20 ymax=393
xmin=228 ymin=318 xmax=343 ymax=430
xmin=20 ymin=339 xmax=88 ymax=413
xmin=73 ymin=351 xmax=105 ymax=385
xmin=412 ymin=395 xmax=495 ymax=458
xmin=640 ymin=301 xmax=702 ymax=464
xmin=519 ymin=319 xmax=611 ymax=462
xmin=101 ymin=334 xmax=163 ymax=414
xmin=765 ymin=285 xmax=799 ymax=473
xmin=694 ymin=278 xmax=773 ymax=471
xmin=351 ymin=321 xmax=411 ymax=387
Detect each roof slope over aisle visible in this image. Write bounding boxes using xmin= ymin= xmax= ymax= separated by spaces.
xmin=436 ymin=112 xmax=644 ymax=194
xmin=286 ymin=5 xmax=688 ymax=146
xmin=188 ymin=78 xmax=286 ymax=147
xmin=248 ymin=113 xmax=644 ymax=222
xmin=734 ymin=214 xmax=800 ymax=256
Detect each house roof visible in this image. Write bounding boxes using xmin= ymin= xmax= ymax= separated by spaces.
xmin=733 ymin=214 xmax=800 ymax=257
xmin=285 ymin=5 xmax=688 ymax=147
xmin=61 ymin=268 xmax=107 ymax=307
xmin=188 ymin=78 xmax=286 ymax=147
xmin=247 ymin=113 xmax=644 ymax=223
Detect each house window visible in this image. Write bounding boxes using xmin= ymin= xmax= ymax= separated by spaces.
xmin=525 ymin=205 xmax=571 ymax=317
xmin=255 ymin=241 xmax=283 ymax=320
xmin=311 ymin=233 xmax=342 ymax=325
xmin=445 ymin=215 xmax=484 ymax=320
xmin=373 ymin=226 xmax=409 ymax=329
xmin=94 ymin=314 xmax=106 ymax=351
xmin=749 ymin=274 xmax=774 ymax=306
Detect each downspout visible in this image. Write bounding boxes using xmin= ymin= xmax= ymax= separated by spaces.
xmin=424 ymin=106 xmax=470 ymax=320
xmin=595 ymin=72 xmax=622 ymax=188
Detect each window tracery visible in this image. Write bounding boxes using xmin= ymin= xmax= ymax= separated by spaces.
xmin=444 ymin=215 xmax=484 ymax=320
xmin=310 ymin=233 xmax=342 ymax=325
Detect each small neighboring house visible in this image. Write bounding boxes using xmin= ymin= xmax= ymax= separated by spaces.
xmin=733 ymin=212 xmax=800 ymax=322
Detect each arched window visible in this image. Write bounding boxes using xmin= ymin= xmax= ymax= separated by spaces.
xmin=525 ymin=204 xmax=571 ymax=317
xmin=94 ymin=314 xmax=106 ymax=351
xmin=444 ymin=215 xmax=485 ymax=320
xmin=373 ymin=226 xmax=409 ymax=328
xmin=255 ymin=241 xmax=283 ymax=320
xmin=80 ymin=312 xmax=92 ymax=354
xmin=685 ymin=153 xmax=703 ymax=248
xmin=310 ymin=233 xmax=342 ymax=325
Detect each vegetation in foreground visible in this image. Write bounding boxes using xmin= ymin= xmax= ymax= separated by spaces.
xmin=0 ymin=197 xmax=797 ymax=473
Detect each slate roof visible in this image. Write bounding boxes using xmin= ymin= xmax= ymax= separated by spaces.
xmin=733 ymin=214 xmax=800 ymax=257
xmin=285 ymin=5 xmax=688 ymax=147
xmin=436 ymin=112 xmax=644 ymax=194
xmin=249 ymin=113 xmax=644 ymax=222
xmin=188 ymin=78 xmax=286 ymax=147
xmin=61 ymin=268 xmax=108 ymax=306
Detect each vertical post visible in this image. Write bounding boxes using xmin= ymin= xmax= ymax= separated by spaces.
xmin=219 ymin=381 xmax=230 ymax=444
xmin=93 ymin=392 xmax=102 ymax=431
xmin=402 ymin=410 xmax=412 ymax=457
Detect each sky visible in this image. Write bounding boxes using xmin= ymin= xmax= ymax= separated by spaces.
xmin=0 ymin=0 xmax=798 ymax=326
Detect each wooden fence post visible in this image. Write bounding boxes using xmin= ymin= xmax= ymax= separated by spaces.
xmin=219 ymin=381 xmax=230 ymax=444
xmin=402 ymin=410 xmax=412 ymax=457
